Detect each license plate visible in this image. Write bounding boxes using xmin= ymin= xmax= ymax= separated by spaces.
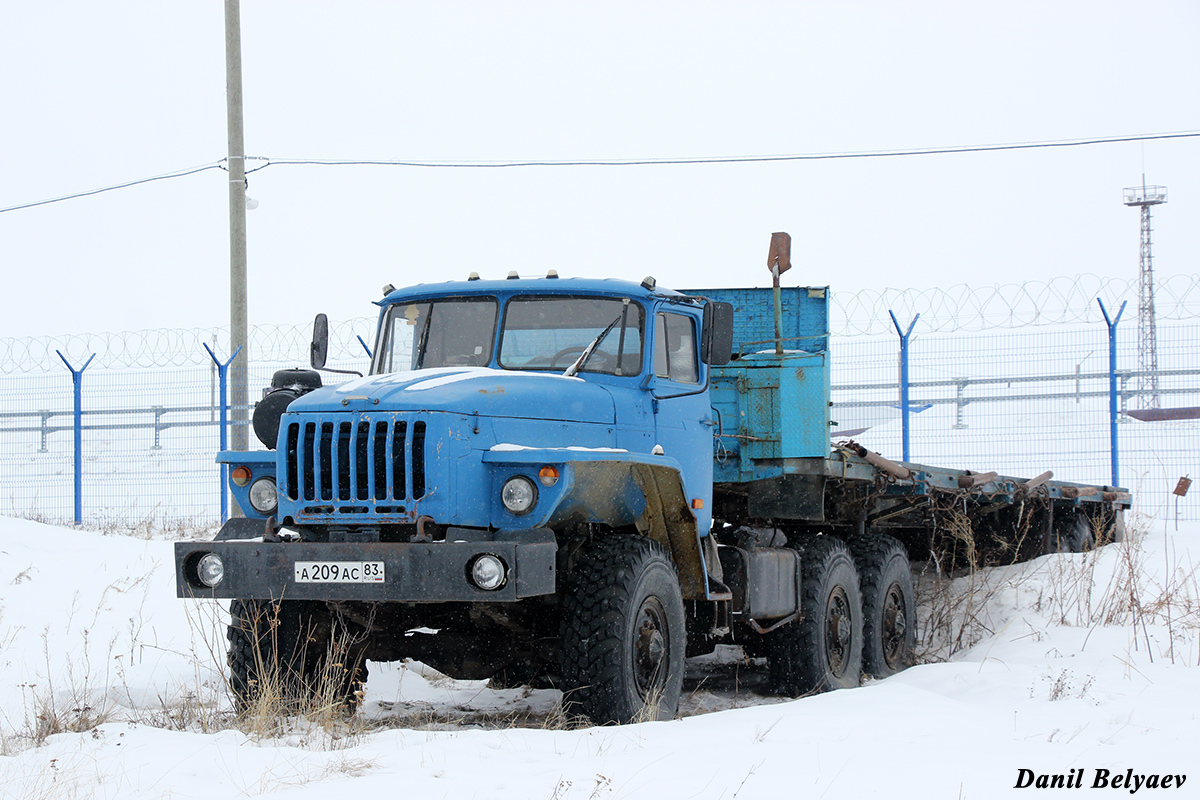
xmin=294 ymin=561 xmax=385 ymax=583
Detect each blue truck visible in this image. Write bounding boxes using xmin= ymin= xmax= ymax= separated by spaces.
xmin=175 ymin=252 xmax=1130 ymax=724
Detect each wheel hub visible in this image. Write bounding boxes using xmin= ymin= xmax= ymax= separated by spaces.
xmin=881 ymin=583 xmax=907 ymax=669
xmin=633 ymin=598 xmax=668 ymax=698
xmin=825 ymin=586 xmax=851 ymax=676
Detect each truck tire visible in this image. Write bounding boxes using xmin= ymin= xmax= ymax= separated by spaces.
xmin=1052 ymin=513 xmax=1094 ymax=553
xmin=848 ymin=535 xmax=916 ymax=679
xmin=1108 ymin=509 xmax=1126 ymax=544
xmin=768 ymin=536 xmax=863 ymax=696
xmin=227 ymin=599 xmax=262 ymax=710
xmin=227 ymin=599 xmax=367 ymax=714
xmin=560 ymin=535 xmax=686 ymax=725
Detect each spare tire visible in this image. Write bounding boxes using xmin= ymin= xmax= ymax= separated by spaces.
xmin=252 ymin=369 xmax=322 ymax=448
xmin=270 ymin=368 xmax=322 ymax=392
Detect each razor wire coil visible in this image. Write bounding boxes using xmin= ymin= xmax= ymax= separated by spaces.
xmin=832 ymin=273 xmax=1200 ymax=336
xmin=2 ymin=274 xmax=1199 ymax=373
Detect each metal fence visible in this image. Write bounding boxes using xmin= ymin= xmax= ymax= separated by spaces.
xmin=2 ymin=275 xmax=1197 ymax=527
xmin=0 ymin=319 xmax=376 ymax=529
xmin=829 ymin=321 xmax=1199 ymax=521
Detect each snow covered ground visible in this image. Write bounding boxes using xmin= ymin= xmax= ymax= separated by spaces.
xmin=1 ymin=512 xmax=1196 ymax=799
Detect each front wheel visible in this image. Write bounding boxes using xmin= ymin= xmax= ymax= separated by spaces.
xmin=227 ymin=599 xmax=367 ymax=714
xmin=560 ymin=535 xmax=686 ymax=724
xmin=768 ymin=536 xmax=863 ymax=696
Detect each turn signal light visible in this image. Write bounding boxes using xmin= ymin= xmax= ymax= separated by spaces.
xmin=538 ymin=466 xmax=560 ymax=486
xmin=231 ymin=466 xmax=252 ymax=486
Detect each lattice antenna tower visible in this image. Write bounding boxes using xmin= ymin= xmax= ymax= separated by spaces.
xmin=1123 ymin=178 xmax=1166 ymax=409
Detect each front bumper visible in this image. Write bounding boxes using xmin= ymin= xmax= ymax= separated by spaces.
xmin=175 ymin=532 xmax=557 ymax=603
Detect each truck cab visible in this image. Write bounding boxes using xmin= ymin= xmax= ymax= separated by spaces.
xmin=278 ymin=276 xmax=726 ymax=542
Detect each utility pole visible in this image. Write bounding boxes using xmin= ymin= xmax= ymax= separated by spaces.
xmin=225 ymin=0 xmax=249 ymax=453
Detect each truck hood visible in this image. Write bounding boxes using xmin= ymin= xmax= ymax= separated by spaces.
xmin=290 ymin=367 xmax=616 ymax=424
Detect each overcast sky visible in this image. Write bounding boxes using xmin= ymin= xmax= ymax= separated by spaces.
xmin=1 ymin=1 xmax=1197 ymax=339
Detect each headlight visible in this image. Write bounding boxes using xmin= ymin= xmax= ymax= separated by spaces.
xmin=248 ymin=477 xmax=278 ymax=514
xmin=500 ymin=476 xmax=537 ymax=515
xmin=468 ymin=554 xmax=508 ymax=591
xmin=197 ymin=553 xmax=225 ymax=587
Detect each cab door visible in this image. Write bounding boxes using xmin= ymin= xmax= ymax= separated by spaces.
xmin=651 ymin=308 xmax=713 ymax=534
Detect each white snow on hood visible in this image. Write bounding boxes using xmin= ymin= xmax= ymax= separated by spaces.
xmin=335 ymin=367 xmax=584 ymax=394
xmin=490 ymin=443 xmax=629 ymax=453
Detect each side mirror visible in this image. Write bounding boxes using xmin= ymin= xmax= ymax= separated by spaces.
xmin=702 ymin=301 xmax=734 ymax=365
xmin=310 ymin=313 xmax=329 ymax=369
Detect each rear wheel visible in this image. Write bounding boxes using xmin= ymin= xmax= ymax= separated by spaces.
xmin=560 ymin=535 xmax=686 ymax=724
xmin=848 ymin=535 xmax=916 ymax=678
xmin=768 ymin=536 xmax=863 ymax=695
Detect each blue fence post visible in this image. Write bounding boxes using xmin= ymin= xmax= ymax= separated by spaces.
xmin=55 ymin=350 xmax=96 ymax=526
xmin=204 ymin=344 xmax=244 ymax=523
xmin=1097 ymin=299 xmax=1127 ymax=488
xmin=888 ymin=310 xmax=920 ymax=463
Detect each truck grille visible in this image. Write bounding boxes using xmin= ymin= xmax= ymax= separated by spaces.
xmin=284 ymin=419 xmax=426 ymax=504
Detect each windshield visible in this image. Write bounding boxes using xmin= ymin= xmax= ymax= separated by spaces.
xmin=499 ymin=296 xmax=644 ymax=377
xmin=375 ymin=298 xmax=498 ymax=373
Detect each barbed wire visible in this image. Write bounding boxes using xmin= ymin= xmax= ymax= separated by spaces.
xmin=0 ymin=319 xmax=375 ymax=375
xmin=3 ymin=273 xmax=1198 ymax=373
xmin=831 ymin=273 xmax=1200 ymax=336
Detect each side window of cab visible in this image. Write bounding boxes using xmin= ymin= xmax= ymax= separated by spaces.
xmin=654 ymin=311 xmax=698 ymax=384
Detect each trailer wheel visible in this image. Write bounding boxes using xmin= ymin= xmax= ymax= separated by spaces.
xmin=848 ymin=535 xmax=916 ymax=678
xmin=1052 ymin=513 xmax=1095 ymax=553
xmin=768 ymin=536 xmax=863 ymax=695
xmin=227 ymin=599 xmax=367 ymax=714
xmin=1107 ymin=509 xmax=1126 ymax=544
xmin=560 ymin=535 xmax=686 ymax=724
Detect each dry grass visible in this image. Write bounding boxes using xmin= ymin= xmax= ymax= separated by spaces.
xmin=18 ymin=629 xmax=118 ymax=745
xmin=917 ymin=509 xmax=1200 ymax=666
xmin=8 ymin=503 xmax=215 ymax=541
xmin=201 ymin=600 xmax=370 ymax=749
xmin=916 ymin=510 xmax=1009 ymax=661
xmin=1 ymin=591 xmax=227 ymax=756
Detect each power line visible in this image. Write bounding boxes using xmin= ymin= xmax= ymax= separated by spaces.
xmin=261 ymin=130 xmax=1200 ymax=168
xmin=0 ymin=162 xmax=226 ymax=215
xmin=2 ymin=130 xmax=1197 ymax=214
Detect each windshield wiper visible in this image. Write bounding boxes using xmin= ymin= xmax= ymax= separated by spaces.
xmin=563 ymin=301 xmax=630 ymax=377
